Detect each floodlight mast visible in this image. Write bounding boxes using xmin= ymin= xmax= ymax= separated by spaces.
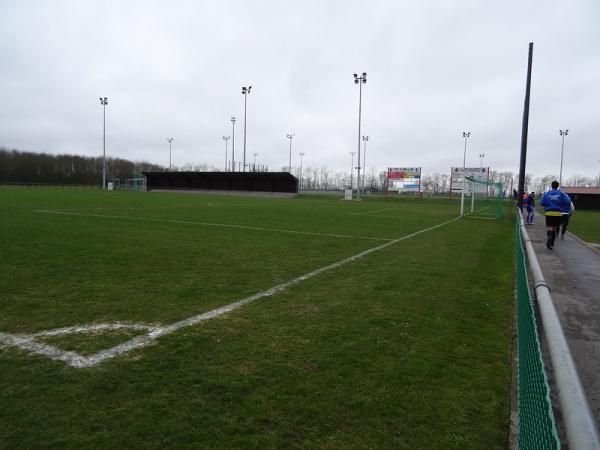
xmin=99 ymin=97 xmax=108 ymax=189
xmin=460 ymin=131 xmax=471 ymax=217
xmin=286 ymin=133 xmax=295 ymax=172
xmin=167 ymin=138 xmax=174 ymax=170
xmin=230 ymin=117 xmax=236 ymax=172
xmin=559 ymin=129 xmax=569 ymax=186
xmin=362 ymin=135 xmax=369 ymax=192
xmin=222 ymin=136 xmax=230 ymax=171
xmin=350 ymin=151 xmax=356 ymax=191
xmin=299 ymin=152 xmax=305 ymax=190
xmin=242 ymin=86 xmax=252 ymax=172
xmin=252 ymin=152 xmax=258 ymax=171
xmin=353 ymin=72 xmax=367 ymax=199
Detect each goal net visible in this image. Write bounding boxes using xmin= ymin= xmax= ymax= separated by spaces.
xmin=123 ymin=178 xmax=147 ymax=192
xmin=461 ymin=176 xmax=504 ymax=219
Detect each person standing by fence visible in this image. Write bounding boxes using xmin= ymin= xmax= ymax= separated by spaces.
xmin=540 ymin=181 xmax=571 ymax=250
xmin=525 ymin=191 xmax=536 ymax=224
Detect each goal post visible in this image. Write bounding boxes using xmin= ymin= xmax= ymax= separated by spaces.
xmin=462 ymin=176 xmax=504 ymax=219
xmin=123 ymin=178 xmax=147 ymax=192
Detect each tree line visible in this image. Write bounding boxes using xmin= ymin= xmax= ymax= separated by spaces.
xmin=0 ymin=148 xmax=164 ymax=186
xmin=2 ymin=147 xmax=596 ymax=192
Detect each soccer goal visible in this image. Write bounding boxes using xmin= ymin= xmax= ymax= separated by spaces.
xmin=123 ymin=177 xmax=147 ymax=192
xmin=461 ymin=176 xmax=504 ymax=219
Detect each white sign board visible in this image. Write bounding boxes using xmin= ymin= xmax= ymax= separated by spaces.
xmin=450 ymin=167 xmax=489 ymax=194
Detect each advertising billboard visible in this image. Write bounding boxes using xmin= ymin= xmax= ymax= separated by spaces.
xmin=387 ymin=167 xmax=421 ymax=192
xmin=450 ymin=167 xmax=489 ymax=194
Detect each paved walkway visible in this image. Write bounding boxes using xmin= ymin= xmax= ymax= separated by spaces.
xmin=525 ymin=211 xmax=600 ymax=429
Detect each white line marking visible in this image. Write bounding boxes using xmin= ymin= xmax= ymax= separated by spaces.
xmin=1 ymin=216 xmax=460 ymax=368
xmin=42 ymin=205 xmax=203 ymax=212
xmin=348 ymin=207 xmax=398 ymax=216
xmin=33 ymin=210 xmax=392 ymax=242
xmin=32 ymin=322 xmax=160 ymax=337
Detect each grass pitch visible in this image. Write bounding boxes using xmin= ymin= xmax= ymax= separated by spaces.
xmin=568 ymin=209 xmax=600 ymax=244
xmin=0 ymin=188 xmax=514 ymax=449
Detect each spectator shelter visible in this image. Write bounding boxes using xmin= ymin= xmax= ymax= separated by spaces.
xmin=142 ymin=171 xmax=298 ymax=194
xmin=562 ymin=187 xmax=600 ymax=210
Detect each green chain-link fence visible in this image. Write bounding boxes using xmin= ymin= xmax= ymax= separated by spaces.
xmin=515 ymin=215 xmax=560 ymax=449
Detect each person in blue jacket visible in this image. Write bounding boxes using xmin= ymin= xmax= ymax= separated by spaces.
xmin=540 ymin=181 xmax=572 ymax=250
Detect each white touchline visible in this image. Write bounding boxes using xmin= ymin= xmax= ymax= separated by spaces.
xmin=33 ymin=210 xmax=392 ymax=242
xmin=0 ymin=216 xmax=460 ymax=368
xmin=348 ymin=207 xmax=398 ymax=216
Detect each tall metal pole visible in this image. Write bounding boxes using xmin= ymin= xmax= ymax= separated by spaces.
xmin=242 ymin=86 xmax=252 ymax=172
xmin=103 ymin=101 xmax=106 ymax=188
xmin=223 ymin=136 xmax=230 ymax=171
xmin=243 ymin=93 xmax=247 ymax=171
xmin=167 ymin=137 xmax=174 ymax=170
xmin=479 ymin=153 xmax=485 ymax=170
xmin=99 ymin=97 xmax=108 ymax=189
xmin=350 ymin=152 xmax=355 ymax=190
xmin=353 ymin=73 xmax=367 ymax=200
xmin=460 ymin=131 xmax=470 ymax=216
xmin=287 ymin=133 xmax=295 ymax=172
xmin=518 ymin=42 xmax=534 ymax=210
xmin=230 ymin=117 xmax=236 ymax=172
xmin=357 ymin=80 xmax=362 ymax=199
xmin=559 ymin=129 xmax=568 ymax=186
xmin=299 ymin=152 xmax=305 ymax=190
xmin=362 ymin=135 xmax=369 ymax=192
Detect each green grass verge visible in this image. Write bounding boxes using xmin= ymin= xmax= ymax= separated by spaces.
xmin=568 ymin=209 xmax=600 ymax=243
xmin=0 ymin=187 xmax=514 ymax=449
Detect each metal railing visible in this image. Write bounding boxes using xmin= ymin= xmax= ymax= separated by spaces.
xmin=517 ymin=212 xmax=600 ymax=449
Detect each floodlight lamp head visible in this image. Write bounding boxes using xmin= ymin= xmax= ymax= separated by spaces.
xmin=362 ymin=72 xmax=367 ymax=77
xmin=353 ymin=73 xmax=358 ymax=78
xmin=231 ymin=116 xmax=236 ymax=123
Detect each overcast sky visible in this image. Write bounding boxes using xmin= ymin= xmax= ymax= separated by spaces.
xmin=1 ymin=0 xmax=598 ymax=180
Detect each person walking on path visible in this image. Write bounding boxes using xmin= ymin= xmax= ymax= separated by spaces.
xmin=525 ymin=191 xmax=536 ymax=224
xmin=540 ymin=181 xmax=572 ymax=250
xmin=560 ymin=200 xmax=575 ymax=239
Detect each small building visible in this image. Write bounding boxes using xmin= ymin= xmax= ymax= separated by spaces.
xmin=562 ymin=187 xmax=600 ymax=210
xmin=141 ymin=171 xmax=298 ymax=196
